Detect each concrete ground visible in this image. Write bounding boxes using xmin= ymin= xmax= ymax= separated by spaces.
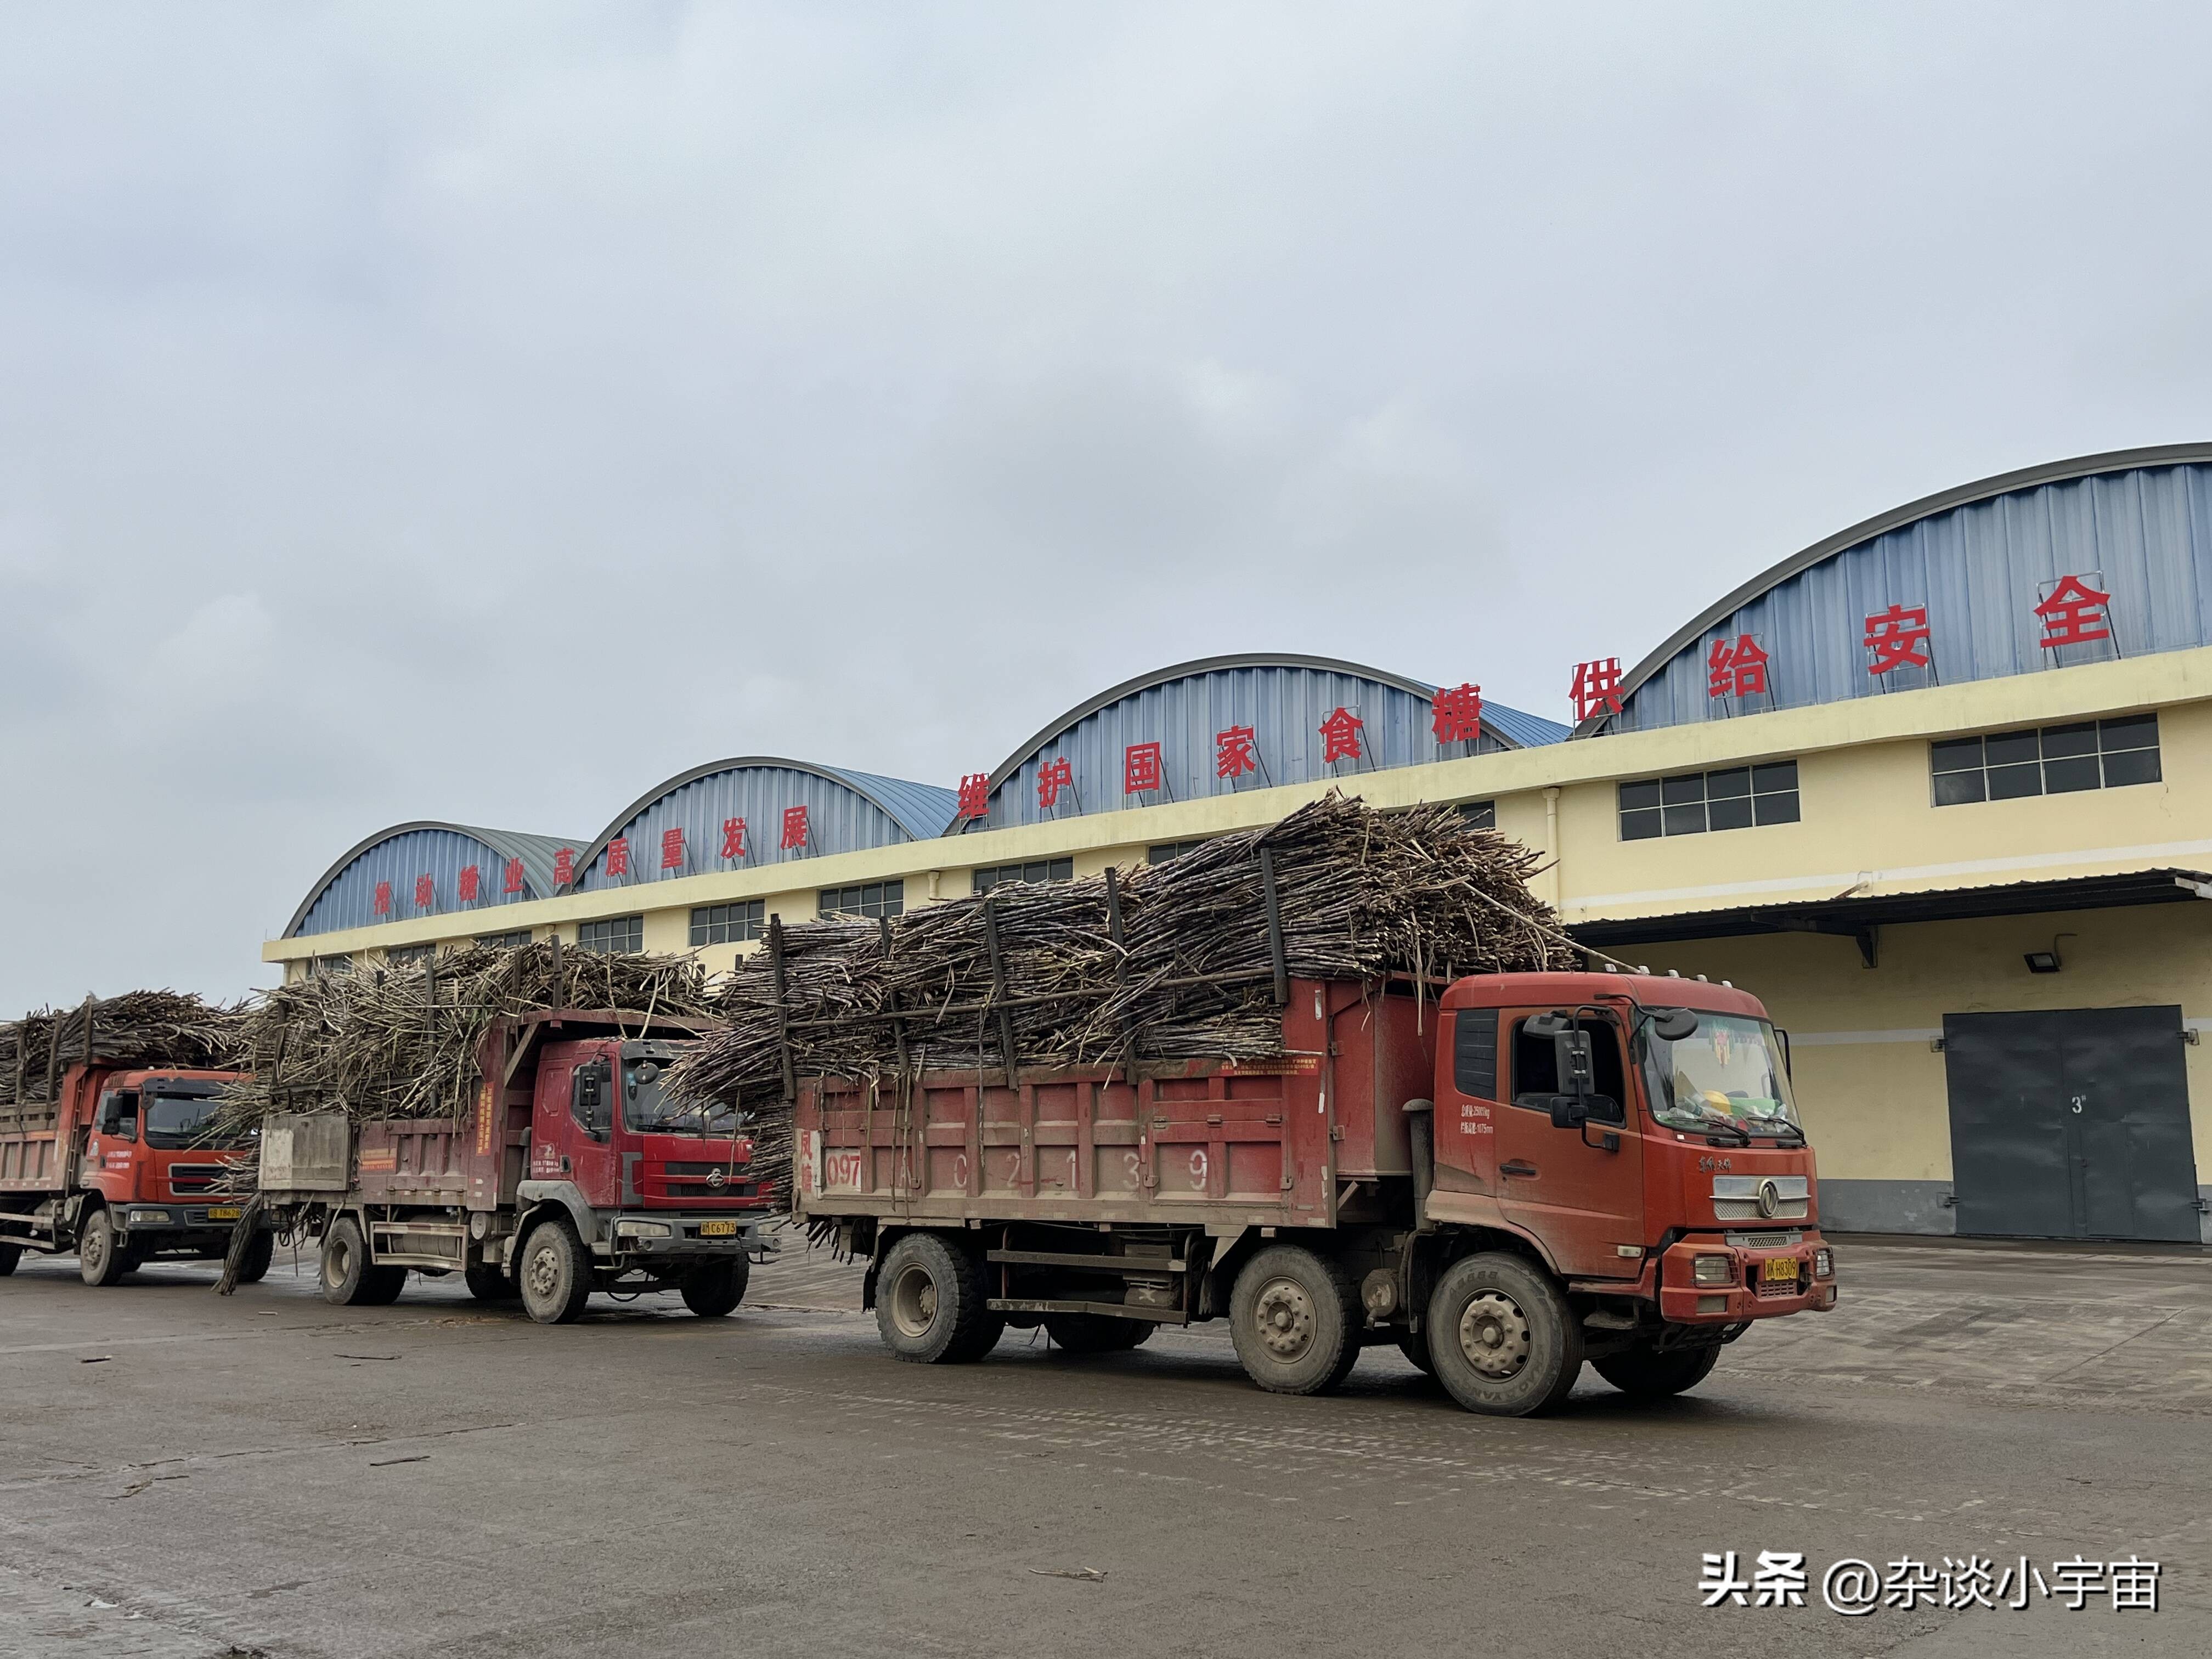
xmin=2 ymin=1236 xmax=2208 ymax=1659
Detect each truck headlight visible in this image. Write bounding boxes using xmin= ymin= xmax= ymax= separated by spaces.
xmin=1691 ymin=1255 xmax=1733 ymax=1286
xmin=612 ymin=1219 xmax=672 ymax=1240
xmin=129 ymin=1209 xmax=167 ymax=1226
xmin=1813 ymin=1248 xmax=1833 ymax=1279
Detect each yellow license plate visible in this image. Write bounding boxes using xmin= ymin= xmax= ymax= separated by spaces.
xmin=207 ymin=1206 xmax=242 ymax=1221
xmin=1760 ymin=1256 xmax=1798 ymax=1284
xmin=699 ymin=1220 xmax=738 ymax=1238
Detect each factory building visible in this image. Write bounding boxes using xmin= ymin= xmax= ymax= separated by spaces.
xmin=268 ymin=444 xmax=2212 ymax=1242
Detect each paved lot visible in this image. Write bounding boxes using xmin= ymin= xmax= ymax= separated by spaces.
xmin=2 ymin=1237 xmax=2208 ymax=1659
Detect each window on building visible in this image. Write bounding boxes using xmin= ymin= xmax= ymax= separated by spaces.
xmin=1147 ymin=840 xmax=1209 ymax=865
xmin=473 ymin=930 xmax=533 ymax=949
xmin=1459 ymin=800 xmax=1497 ymax=830
xmin=819 ymin=881 xmax=903 ymax=920
xmin=577 ymin=916 xmax=644 ymax=955
xmin=386 ymin=944 xmax=437 ymax=969
xmin=972 ymin=858 xmax=1074 ymax=895
xmin=691 ymin=901 xmax=765 ymax=945
xmin=308 ymin=954 xmax=352 ymax=978
xmin=1930 ymin=715 xmax=2161 ymax=805
xmin=1619 ymin=761 xmax=1799 ymax=840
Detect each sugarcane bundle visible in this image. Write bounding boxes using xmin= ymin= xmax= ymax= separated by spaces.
xmin=0 ymin=991 xmax=247 ymax=1108
xmin=216 ymin=940 xmax=714 ymax=1132
xmin=665 ymin=792 xmax=1577 ymax=1199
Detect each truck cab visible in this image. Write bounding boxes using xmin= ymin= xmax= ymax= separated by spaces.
xmin=1411 ymin=971 xmax=1836 ymax=1407
xmin=0 ymin=1064 xmax=273 ymax=1286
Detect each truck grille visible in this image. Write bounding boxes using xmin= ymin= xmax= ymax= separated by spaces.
xmin=167 ymin=1165 xmax=227 ymax=1195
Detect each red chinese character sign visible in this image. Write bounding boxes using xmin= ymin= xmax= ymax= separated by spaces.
xmin=780 ymin=805 xmax=809 ymax=851
xmin=503 ymin=857 xmax=524 ymax=895
xmin=1036 ymin=757 xmax=1074 ymax=810
xmin=553 ymin=848 xmax=575 ymax=888
xmin=458 ymin=865 xmax=480 ymax=904
xmin=1431 ymin=683 xmax=1483 ymax=747
xmin=955 ymin=773 xmax=990 ymax=820
xmin=1216 ymin=725 xmax=1258 ymax=781
xmin=1569 ymin=658 xmax=1624 ymax=721
xmin=374 ymin=879 xmax=392 ymax=917
xmin=661 ymin=827 xmax=685 ymax=871
xmin=1124 ymin=742 xmax=1162 ymax=795
xmin=1864 ymin=604 xmax=1933 ymax=675
xmin=414 ymin=874 xmax=435 ymax=910
xmin=1706 ymin=634 xmax=1769 ymax=699
xmin=1319 ymin=707 xmax=1363 ymax=765
xmin=2035 ymin=574 xmax=2112 ymax=649
xmin=605 ymin=837 xmax=630 ymax=878
xmin=721 ymin=817 xmax=748 ymax=860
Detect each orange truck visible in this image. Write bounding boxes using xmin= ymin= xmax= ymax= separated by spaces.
xmin=1 ymin=1060 xmax=270 ymax=1286
xmin=794 ymin=969 xmax=1837 ymax=1415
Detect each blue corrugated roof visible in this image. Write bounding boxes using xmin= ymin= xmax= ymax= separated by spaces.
xmin=1481 ymin=702 xmax=1571 ymax=747
xmin=822 ymin=766 xmax=961 ymax=840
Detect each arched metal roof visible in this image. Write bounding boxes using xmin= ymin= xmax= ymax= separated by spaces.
xmin=956 ymin=652 xmax=1569 ymax=833
xmin=1575 ymin=442 xmax=2212 ymax=737
xmin=571 ymin=757 xmax=960 ymax=890
xmin=284 ymin=821 xmax=581 ymax=938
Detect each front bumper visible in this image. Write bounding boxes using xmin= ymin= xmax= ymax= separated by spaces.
xmin=1657 ymin=1230 xmax=1838 ymax=1323
xmin=596 ymin=1212 xmax=768 ymax=1260
xmin=117 ymin=1205 xmax=256 ymax=1232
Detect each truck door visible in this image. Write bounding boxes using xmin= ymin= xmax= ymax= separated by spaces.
xmin=532 ymin=1050 xmax=621 ymax=1209
xmin=1493 ymin=1008 xmax=1645 ymax=1280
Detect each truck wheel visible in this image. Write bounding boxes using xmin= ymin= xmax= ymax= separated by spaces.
xmin=0 ymin=1243 xmax=20 ymax=1276
xmin=1426 ymin=1252 xmax=1584 ymax=1417
xmin=1396 ymin=1328 xmax=1437 ymax=1376
xmin=78 ymin=1209 xmax=131 ymax=1287
xmin=1594 ymin=1342 xmax=1722 ymax=1399
xmin=464 ymin=1262 xmax=517 ymax=1304
xmin=1045 ymin=1313 xmax=1153 ymax=1354
xmin=1228 ymin=1245 xmax=1362 ymax=1395
xmin=517 ymin=1218 xmax=593 ymax=1325
xmin=680 ymin=1257 xmax=750 ymax=1318
xmin=321 ymin=1217 xmax=382 ymax=1305
xmin=875 ymin=1232 xmax=997 ymax=1363
xmin=231 ymin=1232 xmax=275 ymax=1286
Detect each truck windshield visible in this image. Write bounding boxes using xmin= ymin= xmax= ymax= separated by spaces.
xmin=1641 ymin=1014 xmax=1802 ymax=1139
xmin=622 ymin=1062 xmax=734 ymax=1136
xmin=142 ymin=1092 xmax=239 ymax=1149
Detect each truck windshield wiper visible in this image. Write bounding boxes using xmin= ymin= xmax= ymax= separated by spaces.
xmin=1735 ymin=1112 xmax=1806 ymax=1144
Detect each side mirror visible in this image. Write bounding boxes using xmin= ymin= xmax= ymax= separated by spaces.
xmin=1652 ymin=1008 xmax=1700 ymax=1042
xmin=1553 ymin=1029 xmax=1595 ymax=1094
xmin=1547 ymin=1094 xmax=1588 ymax=1130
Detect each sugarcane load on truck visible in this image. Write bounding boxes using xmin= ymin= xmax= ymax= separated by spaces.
xmin=0 ymin=991 xmax=272 ymax=1285
xmin=665 ymin=793 xmax=1837 ymax=1417
xmin=216 ymin=943 xmax=775 ymax=1322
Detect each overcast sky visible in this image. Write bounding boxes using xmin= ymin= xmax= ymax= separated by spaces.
xmin=4 ymin=3 xmax=2209 ymax=1008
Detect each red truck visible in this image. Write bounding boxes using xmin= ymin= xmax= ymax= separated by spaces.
xmin=251 ymin=1010 xmax=777 ymax=1322
xmin=1 ymin=1062 xmax=272 ymax=1286
xmin=794 ymin=969 xmax=1837 ymax=1415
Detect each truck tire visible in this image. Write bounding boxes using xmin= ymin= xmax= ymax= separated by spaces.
xmin=78 ymin=1209 xmax=131 ymax=1287
xmin=464 ymin=1262 xmax=517 ymax=1304
xmin=1228 ymin=1244 xmax=1363 ymax=1396
xmin=1594 ymin=1342 xmax=1722 ymax=1400
xmin=680 ymin=1257 xmax=750 ymax=1318
xmin=1426 ymin=1252 xmax=1584 ymax=1417
xmin=1045 ymin=1313 xmax=1153 ymax=1354
xmin=231 ymin=1231 xmax=275 ymax=1286
xmin=0 ymin=1242 xmax=20 ymax=1276
xmin=320 ymin=1217 xmax=405 ymax=1306
xmin=875 ymin=1232 xmax=998 ymax=1363
xmin=517 ymin=1217 xmax=593 ymax=1325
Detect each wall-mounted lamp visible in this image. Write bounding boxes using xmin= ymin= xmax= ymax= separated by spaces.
xmin=2024 ymin=932 xmax=2076 ymax=975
